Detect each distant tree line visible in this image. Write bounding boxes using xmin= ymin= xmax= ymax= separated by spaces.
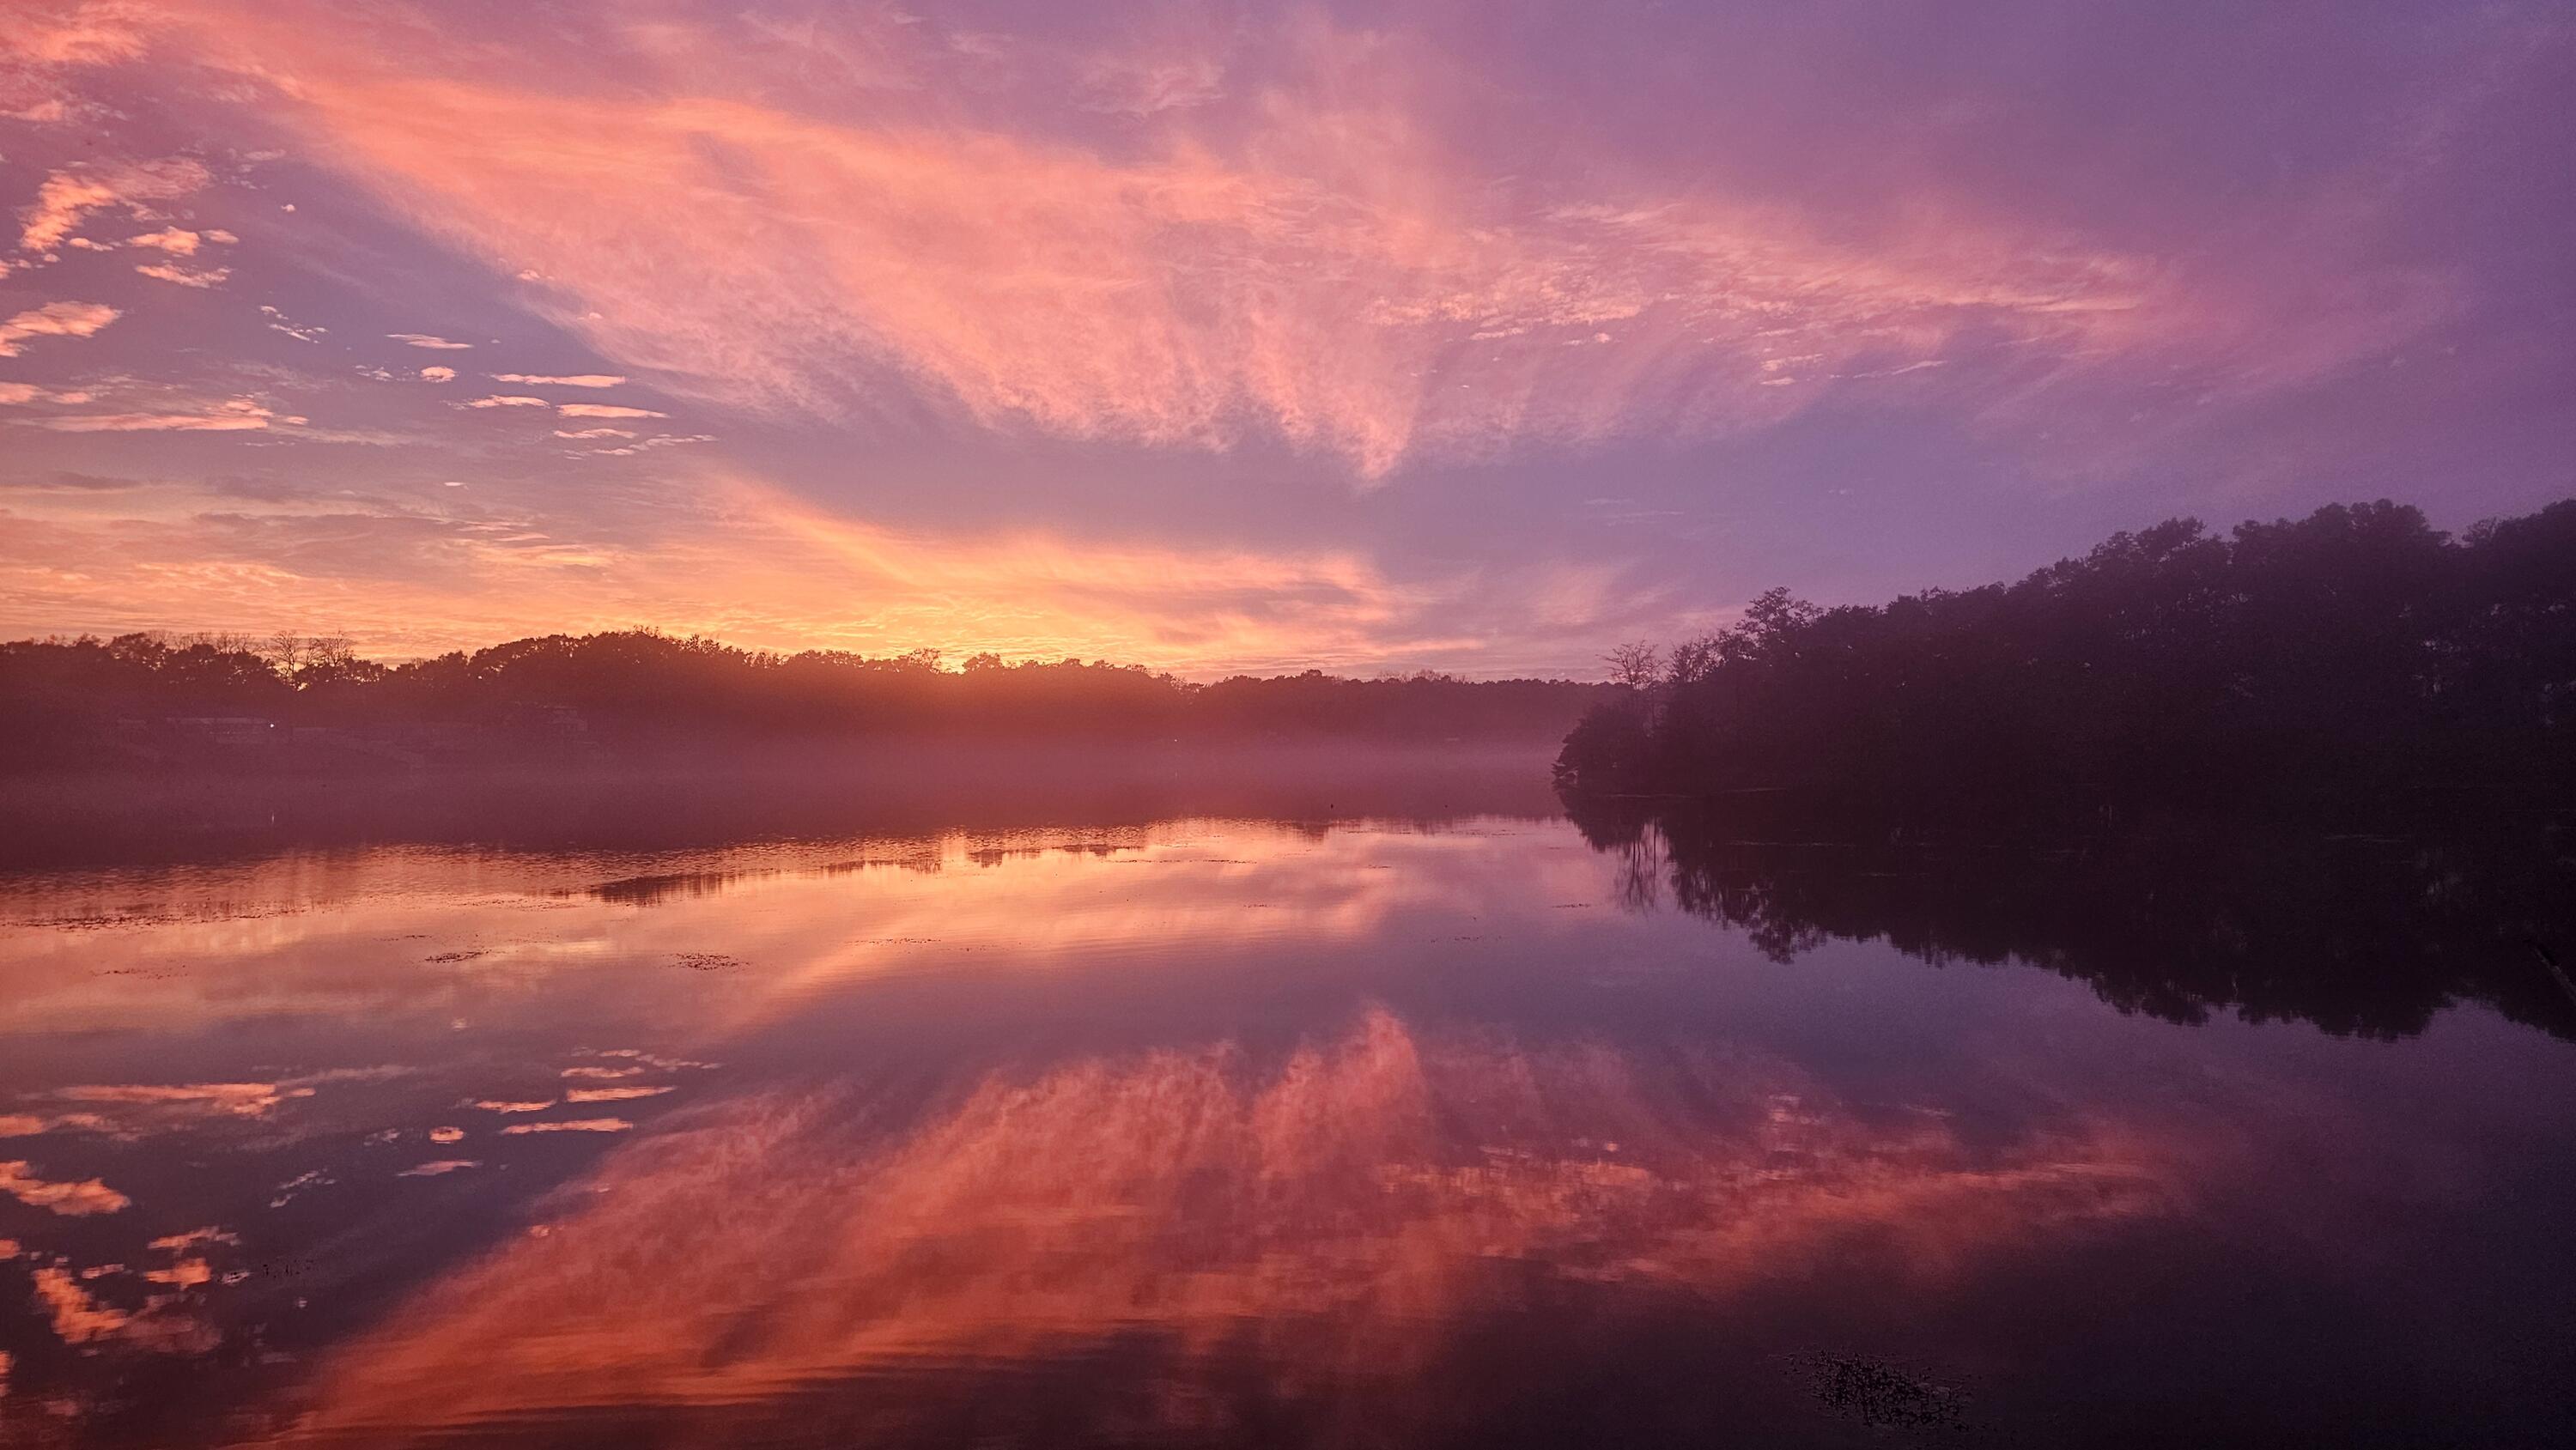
xmin=0 ymin=629 xmax=1614 ymax=770
xmin=1556 ymin=499 xmax=2576 ymax=808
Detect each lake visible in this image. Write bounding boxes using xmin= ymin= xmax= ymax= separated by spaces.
xmin=3 ymin=761 xmax=2572 ymax=1447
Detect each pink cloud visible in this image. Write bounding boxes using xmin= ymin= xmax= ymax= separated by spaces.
xmin=0 ymin=3 xmax=133 ymax=125
xmin=492 ymin=373 xmax=627 ymax=387
xmin=22 ymin=396 xmax=277 ymax=431
xmin=0 ymin=298 xmax=117 ymax=355
xmin=0 ymin=3 xmax=152 ymax=68
xmin=15 ymin=157 xmax=210 ymax=252
xmin=125 ymin=226 xmax=201 ymax=252
xmin=0 ymin=380 xmax=95 ymax=404
xmin=133 ymin=260 xmax=229 ymax=288
xmin=555 ymin=403 xmax=665 ymax=419
xmin=142 ymin=3 xmax=2173 ymax=480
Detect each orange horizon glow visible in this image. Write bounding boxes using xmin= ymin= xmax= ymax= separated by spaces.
xmin=1 ymin=0 xmax=2563 ymax=674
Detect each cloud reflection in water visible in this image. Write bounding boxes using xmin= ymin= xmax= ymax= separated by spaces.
xmin=272 ymin=1011 xmax=2178 ymax=1443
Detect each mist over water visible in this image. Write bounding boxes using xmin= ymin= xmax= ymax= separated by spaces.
xmin=1 ymin=754 xmax=2571 ymax=1447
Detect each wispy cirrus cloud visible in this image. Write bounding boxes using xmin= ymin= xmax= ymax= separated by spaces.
xmin=491 ymin=373 xmax=626 ymax=387
xmin=0 ymin=0 xmax=150 ymax=124
xmin=387 ymin=332 xmax=472 ymax=349
xmin=145 ymin=3 xmax=2180 ymax=479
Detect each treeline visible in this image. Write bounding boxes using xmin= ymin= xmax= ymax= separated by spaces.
xmin=1556 ymin=499 xmax=2576 ymax=807
xmin=0 ymin=629 xmax=1613 ymax=770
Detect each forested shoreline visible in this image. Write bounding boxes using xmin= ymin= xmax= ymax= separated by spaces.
xmin=1555 ymin=499 xmax=2576 ymax=810
xmin=0 ymin=631 xmax=1611 ymax=773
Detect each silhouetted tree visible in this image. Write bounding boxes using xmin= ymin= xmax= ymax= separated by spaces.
xmin=1603 ymin=641 xmax=1662 ymax=689
xmin=1556 ymin=499 xmax=2576 ymax=807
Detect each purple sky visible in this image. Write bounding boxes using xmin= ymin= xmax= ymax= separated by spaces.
xmin=1 ymin=0 xmax=2568 ymax=675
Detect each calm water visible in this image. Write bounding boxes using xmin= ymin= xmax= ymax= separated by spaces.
xmin=3 ymin=774 xmax=2573 ymax=1447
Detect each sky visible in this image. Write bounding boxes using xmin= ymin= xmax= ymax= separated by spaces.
xmin=0 ymin=0 xmax=2568 ymax=676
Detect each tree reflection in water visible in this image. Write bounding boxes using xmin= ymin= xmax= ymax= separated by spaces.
xmin=1567 ymin=794 xmax=2576 ymax=1041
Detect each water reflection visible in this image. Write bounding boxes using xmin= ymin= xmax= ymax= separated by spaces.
xmin=1 ymin=796 xmax=2572 ymax=1447
xmin=1567 ymin=797 xmax=2576 ymax=1040
xmin=273 ymin=1013 xmax=2177 ymax=1447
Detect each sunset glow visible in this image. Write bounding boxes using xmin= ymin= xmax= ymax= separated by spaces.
xmin=5 ymin=1 xmax=2564 ymax=671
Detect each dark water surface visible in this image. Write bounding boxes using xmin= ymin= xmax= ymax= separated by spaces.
xmin=3 ymin=766 xmax=2573 ymax=1447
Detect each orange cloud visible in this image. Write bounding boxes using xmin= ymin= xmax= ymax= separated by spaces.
xmin=0 ymin=1159 xmax=131 ymax=1215
xmin=27 ymin=1263 xmax=218 ymax=1354
xmin=565 ymin=1086 xmax=673 ymax=1103
xmin=31 ymin=1266 xmax=133 ymax=1342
